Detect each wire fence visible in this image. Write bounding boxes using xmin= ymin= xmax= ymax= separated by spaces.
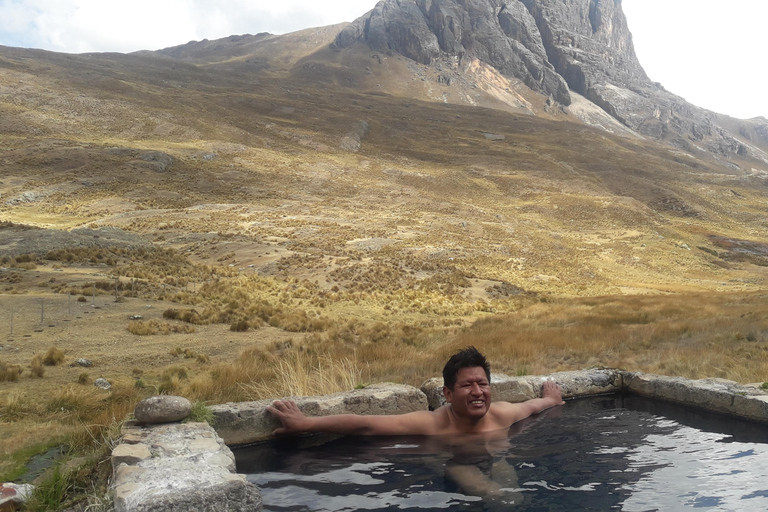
xmin=0 ymin=292 xmax=116 ymax=339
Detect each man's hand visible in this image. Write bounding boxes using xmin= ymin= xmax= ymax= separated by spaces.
xmin=541 ymin=380 xmax=565 ymax=405
xmin=266 ymin=400 xmax=310 ymax=435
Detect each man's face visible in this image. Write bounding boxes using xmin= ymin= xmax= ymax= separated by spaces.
xmin=443 ymin=366 xmax=491 ymax=420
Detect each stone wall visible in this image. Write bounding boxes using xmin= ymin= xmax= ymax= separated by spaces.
xmin=210 ymin=383 xmax=429 ymax=445
xmin=112 ymin=422 xmax=261 ymax=512
xmin=111 ymin=371 xmax=768 ymax=511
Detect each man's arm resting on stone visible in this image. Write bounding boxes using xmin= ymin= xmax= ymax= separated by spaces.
xmin=495 ymin=380 xmax=565 ymax=425
xmin=266 ymin=399 xmax=437 ymax=436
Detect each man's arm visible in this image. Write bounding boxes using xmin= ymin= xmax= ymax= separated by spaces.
xmin=493 ymin=380 xmax=565 ymax=426
xmin=266 ymin=400 xmax=439 ymax=436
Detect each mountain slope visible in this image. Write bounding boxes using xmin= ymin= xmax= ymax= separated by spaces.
xmin=331 ymin=0 xmax=768 ymax=165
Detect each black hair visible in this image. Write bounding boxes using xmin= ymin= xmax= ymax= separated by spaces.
xmin=442 ymin=346 xmax=491 ymax=390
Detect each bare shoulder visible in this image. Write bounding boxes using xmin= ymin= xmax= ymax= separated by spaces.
xmin=488 ymin=401 xmax=529 ymax=425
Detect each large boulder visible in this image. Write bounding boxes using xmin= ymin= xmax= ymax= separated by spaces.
xmin=210 ymin=383 xmax=429 ymax=445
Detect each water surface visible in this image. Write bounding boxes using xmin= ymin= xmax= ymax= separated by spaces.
xmin=235 ymin=395 xmax=768 ymax=511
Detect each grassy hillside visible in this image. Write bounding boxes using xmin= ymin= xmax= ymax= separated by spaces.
xmin=1 ymin=33 xmax=768 ymax=508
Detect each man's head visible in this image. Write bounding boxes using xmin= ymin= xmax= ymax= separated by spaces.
xmin=442 ymin=346 xmax=491 ymax=390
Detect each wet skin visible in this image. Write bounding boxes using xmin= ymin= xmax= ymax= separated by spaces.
xmin=266 ymin=366 xmax=564 ymax=437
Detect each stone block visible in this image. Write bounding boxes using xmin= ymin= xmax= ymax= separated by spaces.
xmin=624 ymin=372 xmax=768 ymax=424
xmin=112 ymin=443 xmax=151 ymax=473
xmin=210 ymin=383 xmax=428 ymax=445
xmin=111 ymin=422 xmax=260 ymax=512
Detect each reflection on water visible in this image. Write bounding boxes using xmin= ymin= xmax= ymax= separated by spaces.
xmin=235 ymin=395 xmax=768 ymax=511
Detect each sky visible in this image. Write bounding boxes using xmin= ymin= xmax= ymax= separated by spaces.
xmin=0 ymin=0 xmax=765 ymax=120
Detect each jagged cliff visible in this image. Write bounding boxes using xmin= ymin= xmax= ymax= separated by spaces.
xmin=334 ymin=0 xmax=768 ymax=163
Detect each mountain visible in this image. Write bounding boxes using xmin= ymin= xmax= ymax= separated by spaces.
xmin=1 ymin=0 xmax=768 ymax=299
xmin=332 ymin=0 xmax=768 ymax=163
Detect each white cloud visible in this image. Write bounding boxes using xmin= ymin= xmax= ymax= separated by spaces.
xmin=0 ymin=0 xmax=378 ymax=53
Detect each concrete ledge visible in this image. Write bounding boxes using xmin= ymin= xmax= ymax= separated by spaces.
xmin=421 ymin=369 xmax=624 ymax=410
xmin=112 ymin=422 xmax=261 ymax=512
xmin=623 ymin=372 xmax=768 ymax=424
xmin=210 ymin=383 xmax=429 ymax=446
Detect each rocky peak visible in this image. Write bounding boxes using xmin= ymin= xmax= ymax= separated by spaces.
xmin=334 ymin=0 xmax=768 ymax=163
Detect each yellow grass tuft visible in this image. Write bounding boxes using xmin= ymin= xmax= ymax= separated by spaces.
xmin=0 ymin=360 xmax=23 ymax=382
xmin=42 ymin=347 xmax=65 ymax=366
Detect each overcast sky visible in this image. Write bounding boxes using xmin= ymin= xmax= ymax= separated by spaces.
xmin=0 ymin=0 xmax=765 ymax=120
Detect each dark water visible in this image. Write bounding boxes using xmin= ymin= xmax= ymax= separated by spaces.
xmin=235 ymin=395 xmax=768 ymax=511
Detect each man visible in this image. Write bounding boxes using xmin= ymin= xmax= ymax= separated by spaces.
xmin=267 ymin=346 xmax=564 ymax=436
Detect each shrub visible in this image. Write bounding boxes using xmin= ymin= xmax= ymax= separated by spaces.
xmin=77 ymin=296 xmax=87 ymax=303
xmin=128 ymin=320 xmax=195 ymax=336
xmin=0 ymin=360 xmax=23 ymax=382
xmin=30 ymin=355 xmax=45 ymax=378
xmin=230 ymin=320 xmax=250 ymax=332
xmin=1 ymin=391 xmax=31 ymax=421
xmin=77 ymin=372 xmax=90 ymax=385
xmin=159 ymin=365 xmax=188 ymax=393
xmin=42 ymin=347 xmax=65 ymax=366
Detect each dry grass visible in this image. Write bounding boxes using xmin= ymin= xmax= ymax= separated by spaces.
xmin=0 ymin=360 xmax=23 ymax=382
xmin=127 ymin=320 xmax=196 ymax=336
xmin=1 ymin=36 xmax=768 ymax=509
xmin=42 ymin=347 xmax=65 ymax=366
xmin=243 ymin=351 xmax=365 ymax=399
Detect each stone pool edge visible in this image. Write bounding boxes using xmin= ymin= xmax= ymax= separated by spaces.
xmin=110 ymin=370 xmax=768 ymax=511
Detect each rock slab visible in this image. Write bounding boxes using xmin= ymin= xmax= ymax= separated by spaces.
xmin=210 ymin=383 xmax=429 ymax=445
xmin=421 ymin=368 xmax=623 ymax=409
xmin=112 ymin=422 xmax=261 ymax=512
xmin=623 ymin=372 xmax=768 ymax=424
xmin=134 ymin=396 xmax=192 ymax=424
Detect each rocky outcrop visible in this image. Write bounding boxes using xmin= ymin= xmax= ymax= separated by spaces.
xmin=113 ymin=422 xmax=261 ymax=512
xmin=210 ymin=383 xmax=429 ymax=445
xmin=335 ymin=0 xmax=767 ymax=162
xmin=335 ymin=0 xmax=571 ymax=104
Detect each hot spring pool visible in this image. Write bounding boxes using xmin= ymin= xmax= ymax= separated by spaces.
xmin=234 ymin=395 xmax=768 ymax=511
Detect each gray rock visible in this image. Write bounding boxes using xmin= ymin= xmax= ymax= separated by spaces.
xmin=623 ymin=372 xmax=768 ymax=424
xmin=113 ymin=422 xmax=261 ymax=512
xmin=336 ymin=0 xmax=571 ymax=104
xmin=94 ymin=378 xmax=111 ymax=390
xmin=210 ymin=383 xmax=428 ymax=445
xmin=135 ymin=396 xmax=192 ymax=424
xmin=340 ymin=120 xmax=371 ymax=152
xmin=336 ymin=0 xmax=768 ymax=162
xmin=0 ymin=483 xmax=35 ymax=509
xmin=421 ymin=368 xmax=624 ymax=409
xmin=71 ymin=358 xmax=92 ymax=368
xmin=137 ymin=151 xmax=175 ymax=172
